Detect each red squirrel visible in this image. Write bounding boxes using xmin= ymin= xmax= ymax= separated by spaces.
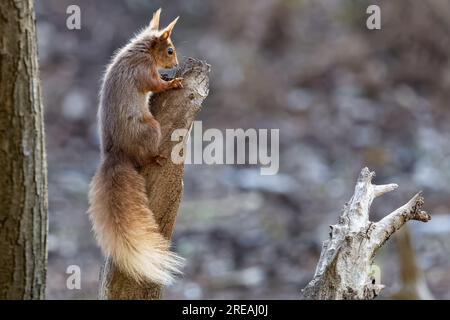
xmin=88 ymin=9 xmax=184 ymax=285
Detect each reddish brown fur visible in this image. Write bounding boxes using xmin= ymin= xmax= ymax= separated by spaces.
xmin=88 ymin=10 xmax=184 ymax=285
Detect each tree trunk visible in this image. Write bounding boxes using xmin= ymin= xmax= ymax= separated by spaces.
xmin=0 ymin=0 xmax=48 ymax=299
xmin=301 ymin=168 xmax=431 ymax=300
xmin=99 ymin=58 xmax=210 ymax=300
xmin=391 ymin=227 xmax=434 ymax=300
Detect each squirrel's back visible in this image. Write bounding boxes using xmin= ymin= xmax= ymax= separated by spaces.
xmin=98 ymin=32 xmax=157 ymax=159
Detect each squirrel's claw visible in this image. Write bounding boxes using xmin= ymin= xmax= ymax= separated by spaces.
xmin=169 ymin=77 xmax=183 ymax=89
xmin=153 ymin=154 xmax=168 ymax=166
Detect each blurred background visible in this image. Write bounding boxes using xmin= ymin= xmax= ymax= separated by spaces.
xmin=36 ymin=0 xmax=450 ymax=299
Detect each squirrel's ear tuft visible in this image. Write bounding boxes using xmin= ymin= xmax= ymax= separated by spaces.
xmin=149 ymin=8 xmax=161 ymax=31
xmin=159 ymin=16 xmax=179 ymax=40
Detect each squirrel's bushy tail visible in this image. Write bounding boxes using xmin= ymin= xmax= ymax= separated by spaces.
xmin=88 ymin=156 xmax=183 ymax=285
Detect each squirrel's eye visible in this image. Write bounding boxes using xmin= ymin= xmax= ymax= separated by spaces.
xmin=167 ymin=47 xmax=174 ymax=55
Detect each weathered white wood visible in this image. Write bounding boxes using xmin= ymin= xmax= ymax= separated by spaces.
xmin=302 ymin=167 xmax=431 ymax=300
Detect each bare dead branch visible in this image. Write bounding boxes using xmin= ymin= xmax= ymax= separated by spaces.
xmin=302 ymin=167 xmax=431 ymax=300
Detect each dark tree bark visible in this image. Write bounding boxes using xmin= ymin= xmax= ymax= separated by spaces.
xmin=0 ymin=0 xmax=48 ymax=300
xmin=99 ymin=58 xmax=210 ymax=300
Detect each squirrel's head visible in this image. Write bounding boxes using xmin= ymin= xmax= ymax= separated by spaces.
xmin=148 ymin=9 xmax=179 ymax=69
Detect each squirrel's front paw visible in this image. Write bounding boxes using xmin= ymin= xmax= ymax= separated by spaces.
xmin=169 ymin=77 xmax=184 ymax=89
xmin=153 ymin=154 xmax=168 ymax=167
